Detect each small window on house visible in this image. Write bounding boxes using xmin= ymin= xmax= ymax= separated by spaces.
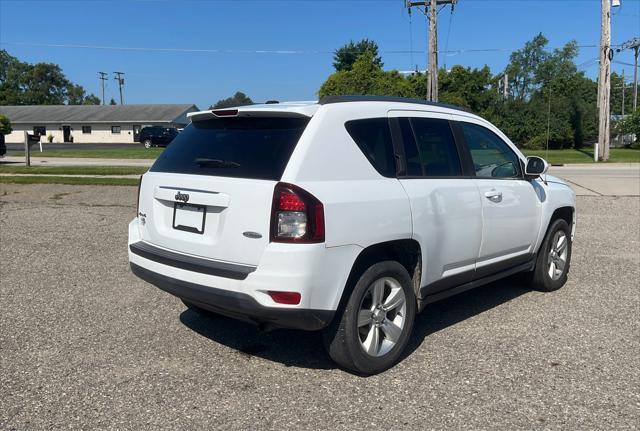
xmin=111 ymin=126 xmax=121 ymax=134
xmin=82 ymin=126 xmax=92 ymax=134
xmin=33 ymin=126 xmax=46 ymax=136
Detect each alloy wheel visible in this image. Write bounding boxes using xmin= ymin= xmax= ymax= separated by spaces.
xmin=547 ymin=231 xmax=568 ymax=280
xmin=357 ymin=277 xmax=407 ymax=357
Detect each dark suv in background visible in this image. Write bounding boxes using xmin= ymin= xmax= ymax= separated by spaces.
xmin=0 ymin=133 xmax=6 ymax=157
xmin=139 ymin=126 xmax=179 ymax=148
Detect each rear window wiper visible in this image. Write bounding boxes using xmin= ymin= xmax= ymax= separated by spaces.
xmin=195 ymin=158 xmax=241 ymax=168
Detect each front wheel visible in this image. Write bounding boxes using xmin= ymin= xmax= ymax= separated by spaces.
xmin=143 ymin=139 xmax=152 ymax=149
xmin=323 ymin=261 xmax=416 ymax=375
xmin=526 ymin=218 xmax=572 ymax=292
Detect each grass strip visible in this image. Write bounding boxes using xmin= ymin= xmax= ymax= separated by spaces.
xmin=6 ymin=147 xmax=163 ymax=159
xmin=521 ymin=148 xmax=640 ymax=164
xmin=0 ymin=176 xmax=139 ymax=186
xmin=0 ymin=165 xmax=148 ymax=175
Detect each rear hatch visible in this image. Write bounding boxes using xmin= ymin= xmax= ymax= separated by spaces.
xmin=138 ymin=113 xmax=310 ymax=266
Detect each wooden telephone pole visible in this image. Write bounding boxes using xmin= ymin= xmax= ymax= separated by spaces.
xmin=406 ymin=0 xmax=456 ymax=102
xmin=616 ymin=37 xmax=640 ymax=111
xmin=597 ymin=0 xmax=612 ymax=161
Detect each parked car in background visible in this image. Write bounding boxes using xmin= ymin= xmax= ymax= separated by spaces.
xmin=128 ymin=96 xmax=576 ymax=375
xmin=0 ymin=133 xmax=6 ymax=157
xmin=139 ymin=126 xmax=179 ymax=148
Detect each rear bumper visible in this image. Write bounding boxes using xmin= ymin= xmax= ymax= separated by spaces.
xmin=130 ymin=263 xmax=334 ymax=331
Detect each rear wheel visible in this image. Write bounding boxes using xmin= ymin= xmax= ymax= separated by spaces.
xmin=323 ymin=261 xmax=416 ymax=375
xmin=527 ymin=218 xmax=572 ymax=292
xmin=143 ymin=139 xmax=152 ymax=148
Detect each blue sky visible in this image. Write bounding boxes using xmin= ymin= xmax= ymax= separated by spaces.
xmin=0 ymin=0 xmax=638 ymax=109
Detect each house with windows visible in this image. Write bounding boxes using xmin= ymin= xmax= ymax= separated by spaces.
xmin=0 ymin=104 xmax=199 ymax=144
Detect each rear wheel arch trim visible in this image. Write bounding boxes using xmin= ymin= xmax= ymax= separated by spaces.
xmin=334 ymin=239 xmax=422 ymax=318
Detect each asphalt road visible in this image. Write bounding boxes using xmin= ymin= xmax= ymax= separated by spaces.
xmin=1 ymin=185 xmax=639 ymax=430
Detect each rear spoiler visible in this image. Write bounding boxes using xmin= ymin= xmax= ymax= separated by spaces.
xmin=188 ymin=108 xmax=313 ymax=122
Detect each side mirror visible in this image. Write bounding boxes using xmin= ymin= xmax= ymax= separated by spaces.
xmin=525 ymin=156 xmax=549 ymax=178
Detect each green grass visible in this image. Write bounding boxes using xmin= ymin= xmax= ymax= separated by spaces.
xmin=0 ymin=176 xmax=139 ymax=186
xmin=6 ymin=147 xmax=163 ymax=159
xmin=0 ymin=165 xmax=148 ymax=175
xmin=522 ymin=148 xmax=640 ymax=164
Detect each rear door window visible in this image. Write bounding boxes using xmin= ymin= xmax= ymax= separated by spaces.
xmin=410 ymin=118 xmax=462 ymax=177
xmin=345 ymin=118 xmax=396 ymax=178
xmin=150 ymin=116 xmax=309 ymax=180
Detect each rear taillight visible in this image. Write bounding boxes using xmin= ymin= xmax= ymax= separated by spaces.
xmin=270 ymin=182 xmax=325 ymax=243
xmin=136 ymin=175 xmax=143 ymax=217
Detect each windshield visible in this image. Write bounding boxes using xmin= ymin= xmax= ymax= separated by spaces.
xmin=150 ymin=116 xmax=310 ymax=180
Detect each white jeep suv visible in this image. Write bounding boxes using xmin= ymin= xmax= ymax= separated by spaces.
xmin=129 ymin=96 xmax=576 ymax=375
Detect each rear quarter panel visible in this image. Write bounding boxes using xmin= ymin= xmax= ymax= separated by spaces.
xmin=282 ymin=104 xmax=412 ymax=249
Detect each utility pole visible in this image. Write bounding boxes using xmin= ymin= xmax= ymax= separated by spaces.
xmin=597 ymin=0 xmax=613 ymax=161
xmin=113 ymin=72 xmax=125 ymax=105
xmin=621 ymin=69 xmax=625 ymax=117
xmin=98 ymin=72 xmax=107 ymax=105
xmin=616 ymin=37 xmax=640 ymax=111
xmin=406 ymin=0 xmax=456 ymax=101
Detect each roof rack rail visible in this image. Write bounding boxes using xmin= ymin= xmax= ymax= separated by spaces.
xmin=318 ymin=95 xmax=471 ymax=113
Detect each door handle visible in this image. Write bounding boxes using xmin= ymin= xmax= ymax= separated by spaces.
xmin=484 ymin=190 xmax=503 ymax=202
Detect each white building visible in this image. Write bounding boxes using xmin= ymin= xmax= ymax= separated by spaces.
xmin=0 ymin=104 xmax=199 ymax=144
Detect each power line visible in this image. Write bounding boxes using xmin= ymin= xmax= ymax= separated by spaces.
xmin=0 ymin=41 xmax=616 ymax=56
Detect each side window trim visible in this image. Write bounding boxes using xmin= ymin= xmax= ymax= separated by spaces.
xmin=449 ymin=121 xmax=476 ymax=177
xmin=456 ymin=120 xmax=524 ymax=180
xmin=388 ymin=117 xmax=407 ymax=177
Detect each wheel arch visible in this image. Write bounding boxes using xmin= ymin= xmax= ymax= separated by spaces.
xmin=332 ymin=239 xmax=422 ymax=321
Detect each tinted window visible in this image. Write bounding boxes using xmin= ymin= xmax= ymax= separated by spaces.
xmin=461 ymin=123 xmax=520 ymax=178
xmin=111 ymin=126 xmax=121 ymax=134
xmin=398 ymin=118 xmax=422 ymax=176
xmin=82 ymin=126 xmax=91 ymax=134
xmin=345 ymin=118 xmax=396 ymax=177
xmin=410 ymin=118 xmax=462 ymax=177
xmin=150 ymin=116 xmax=309 ymax=181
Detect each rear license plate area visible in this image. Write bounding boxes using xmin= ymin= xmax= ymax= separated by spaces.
xmin=172 ymin=203 xmax=206 ymax=234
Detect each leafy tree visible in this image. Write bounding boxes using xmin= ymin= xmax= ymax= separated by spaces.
xmin=211 ymin=91 xmax=253 ymax=109
xmin=0 ymin=49 xmax=98 ymax=106
xmin=320 ymin=52 xmax=412 ymax=98
xmin=505 ymin=33 xmax=548 ymax=101
xmin=610 ymin=72 xmax=635 ymax=116
xmin=67 ymin=84 xmax=101 ymax=105
xmin=333 ymin=39 xmax=383 ymax=72
xmin=0 ymin=114 xmax=11 ymax=134
xmin=109 ymin=98 xmax=117 ymax=105
xmin=83 ymin=94 xmax=101 ymax=105
xmin=619 ymin=109 xmax=640 ymax=141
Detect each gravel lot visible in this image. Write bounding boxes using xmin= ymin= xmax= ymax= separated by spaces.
xmin=1 ymin=184 xmax=638 ymax=430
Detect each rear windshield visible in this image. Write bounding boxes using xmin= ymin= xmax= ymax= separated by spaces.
xmin=150 ymin=116 xmax=309 ymax=180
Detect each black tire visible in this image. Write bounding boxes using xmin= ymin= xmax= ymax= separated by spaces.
xmin=181 ymin=299 xmax=217 ymax=317
xmin=527 ymin=219 xmax=572 ymax=292
xmin=143 ymin=139 xmax=152 ymax=149
xmin=323 ymin=261 xmax=416 ymax=375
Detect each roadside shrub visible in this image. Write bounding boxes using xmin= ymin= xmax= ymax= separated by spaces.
xmin=522 ymin=135 xmax=547 ymax=150
xmin=47 ymin=134 xmax=53 ymax=143
xmin=0 ymin=115 xmax=12 ymax=135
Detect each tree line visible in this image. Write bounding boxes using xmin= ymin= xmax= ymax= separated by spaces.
xmin=321 ymin=35 xmax=637 ymax=149
xmin=0 ymin=49 xmax=100 ymax=106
